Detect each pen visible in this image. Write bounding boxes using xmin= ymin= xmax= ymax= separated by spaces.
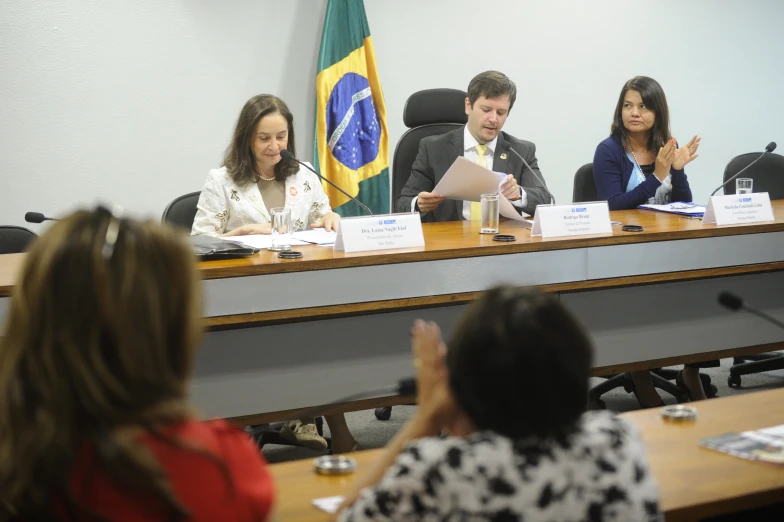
xmin=681 ymin=215 xmax=702 ymax=220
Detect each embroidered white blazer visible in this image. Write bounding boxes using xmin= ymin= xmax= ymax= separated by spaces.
xmin=191 ymin=163 xmax=332 ymax=237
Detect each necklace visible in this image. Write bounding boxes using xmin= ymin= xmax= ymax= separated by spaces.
xmin=258 ymin=174 xmax=277 ymax=182
xmin=625 ymin=136 xmax=646 ymax=179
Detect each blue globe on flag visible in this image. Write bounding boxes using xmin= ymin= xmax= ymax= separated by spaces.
xmin=325 ymin=72 xmax=381 ymax=170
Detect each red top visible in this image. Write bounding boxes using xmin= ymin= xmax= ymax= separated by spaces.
xmin=63 ymin=419 xmax=275 ymax=521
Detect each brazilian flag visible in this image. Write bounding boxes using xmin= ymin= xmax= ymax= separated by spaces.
xmin=313 ymin=0 xmax=389 ymax=216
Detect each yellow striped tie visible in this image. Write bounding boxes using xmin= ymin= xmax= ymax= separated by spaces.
xmin=469 ymin=144 xmax=488 ymax=220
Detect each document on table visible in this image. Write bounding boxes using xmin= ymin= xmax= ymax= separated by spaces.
xmin=433 ymin=157 xmax=506 ymax=201
xmin=224 ymin=234 xmax=309 ymax=249
xmin=312 ymin=495 xmax=344 ymax=514
xmin=638 ymin=202 xmax=706 ymax=216
xmin=292 ymin=229 xmax=338 ymax=245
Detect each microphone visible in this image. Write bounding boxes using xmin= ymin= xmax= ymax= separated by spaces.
xmin=717 ymin=291 xmax=784 ymax=330
xmin=505 ymin=145 xmax=555 ymax=205
xmin=25 ymin=212 xmax=59 ymax=223
xmin=709 ymin=142 xmax=777 ymax=197
xmin=279 ymin=150 xmax=374 ymax=216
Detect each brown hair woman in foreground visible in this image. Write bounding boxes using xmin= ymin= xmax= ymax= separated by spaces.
xmin=0 ymin=208 xmax=275 ymax=521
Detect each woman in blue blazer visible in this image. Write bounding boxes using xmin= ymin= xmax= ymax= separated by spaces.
xmin=593 ymin=76 xmax=700 ymax=211
xmin=593 ymin=77 xmax=713 ymax=408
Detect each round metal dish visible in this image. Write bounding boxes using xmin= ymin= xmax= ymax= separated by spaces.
xmin=313 ymin=455 xmax=357 ymax=476
xmin=661 ymin=404 xmax=698 ymax=421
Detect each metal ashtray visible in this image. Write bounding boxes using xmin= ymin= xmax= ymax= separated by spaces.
xmin=313 ymin=455 xmax=357 ymax=476
xmin=661 ymin=404 xmax=698 ymax=421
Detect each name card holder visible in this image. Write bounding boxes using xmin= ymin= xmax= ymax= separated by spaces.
xmin=702 ymin=193 xmax=775 ymax=226
xmin=531 ymin=202 xmax=613 ymax=239
xmin=334 ymin=212 xmax=425 ymax=253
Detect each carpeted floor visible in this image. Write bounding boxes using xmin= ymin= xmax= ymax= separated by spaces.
xmin=261 ymin=356 xmax=784 ymax=464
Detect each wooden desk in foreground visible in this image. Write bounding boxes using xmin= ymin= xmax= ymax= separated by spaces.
xmin=269 ymin=388 xmax=784 ymax=522
xmin=1 ymin=206 xmax=784 ymax=421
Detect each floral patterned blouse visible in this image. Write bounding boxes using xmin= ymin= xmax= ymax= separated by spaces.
xmin=339 ymin=411 xmax=661 ymax=522
xmin=191 ymin=163 xmax=332 ymax=236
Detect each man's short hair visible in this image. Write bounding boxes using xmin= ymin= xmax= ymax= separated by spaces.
xmin=467 ymin=71 xmax=517 ymax=111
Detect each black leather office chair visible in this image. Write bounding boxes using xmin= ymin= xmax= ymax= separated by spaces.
xmin=0 ymin=226 xmax=38 ymax=255
xmin=721 ymin=152 xmax=784 ymax=198
xmin=572 ymin=165 xmax=716 ymax=408
xmin=391 ymin=88 xmax=468 ymax=206
xmin=162 ymin=191 xmax=201 ymax=232
xmin=724 ymin=152 xmax=784 ymax=387
xmin=374 ymin=89 xmax=468 ymax=422
xmin=572 ymin=163 xmax=598 ymax=203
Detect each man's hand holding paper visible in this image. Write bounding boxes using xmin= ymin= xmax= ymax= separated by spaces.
xmin=432 ymin=157 xmax=506 ymax=201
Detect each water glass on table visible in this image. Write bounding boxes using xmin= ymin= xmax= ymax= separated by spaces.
xmin=269 ymin=207 xmax=292 ymax=251
xmin=480 ymin=193 xmax=500 ymax=234
xmin=736 ymin=178 xmax=753 ymax=195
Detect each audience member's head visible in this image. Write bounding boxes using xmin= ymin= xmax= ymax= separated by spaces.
xmin=0 ymin=207 xmax=202 ymax=518
xmin=446 ymin=286 xmax=593 ymax=441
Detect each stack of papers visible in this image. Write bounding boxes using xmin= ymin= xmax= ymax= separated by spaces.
xmin=700 ymin=424 xmax=784 ymax=465
xmin=224 ymin=235 xmax=308 ymax=249
xmin=638 ymin=202 xmax=706 ymax=217
xmin=223 ymin=229 xmax=338 ymax=249
xmin=432 ymin=157 xmax=531 ymax=222
xmin=292 ymin=229 xmax=337 ymax=245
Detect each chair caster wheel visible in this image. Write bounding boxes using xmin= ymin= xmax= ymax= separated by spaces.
xmin=588 ymin=400 xmax=606 ymax=410
xmin=728 ymin=375 xmax=741 ymax=389
xmin=374 ymin=407 xmax=392 ymax=421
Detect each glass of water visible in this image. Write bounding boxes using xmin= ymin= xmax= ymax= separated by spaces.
xmin=269 ymin=207 xmax=292 ymax=251
xmin=736 ymin=178 xmax=753 ymax=195
xmin=480 ymin=193 xmax=500 ymax=234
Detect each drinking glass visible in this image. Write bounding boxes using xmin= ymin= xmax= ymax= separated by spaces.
xmin=736 ymin=178 xmax=753 ymax=195
xmin=480 ymin=193 xmax=500 ymax=234
xmin=269 ymin=207 xmax=292 ymax=251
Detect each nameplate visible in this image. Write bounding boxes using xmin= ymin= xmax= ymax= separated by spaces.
xmin=334 ymin=212 xmax=425 ymax=253
xmin=702 ymin=193 xmax=774 ymax=226
xmin=531 ymin=202 xmax=613 ymax=238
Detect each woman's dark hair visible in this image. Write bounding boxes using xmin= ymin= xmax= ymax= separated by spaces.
xmin=447 ymin=287 xmax=592 ymax=442
xmin=467 ymin=70 xmax=517 ymax=111
xmin=223 ymin=94 xmax=298 ymax=185
xmin=610 ymin=76 xmax=672 ymax=153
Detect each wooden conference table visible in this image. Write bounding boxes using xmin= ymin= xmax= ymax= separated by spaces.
xmin=1 ymin=204 xmax=784 ymax=423
xmin=269 ymin=388 xmax=784 ymax=522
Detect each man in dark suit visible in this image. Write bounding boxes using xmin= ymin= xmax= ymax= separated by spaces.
xmin=396 ymin=71 xmax=550 ymax=222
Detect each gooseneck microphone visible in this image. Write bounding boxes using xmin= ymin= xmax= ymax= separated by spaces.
xmin=505 ymin=145 xmax=555 ymax=205
xmin=25 ymin=212 xmax=59 ymax=224
xmin=718 ymin=291 xmax=784 ymax=330
xmin=279 ymin=150 xmax=374 ymax=216
xmin=709 ymin=142 xmax=777 ymax=197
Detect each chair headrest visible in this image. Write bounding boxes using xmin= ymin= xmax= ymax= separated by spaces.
xmin=403 ymin=88 xmax=468 ymax=129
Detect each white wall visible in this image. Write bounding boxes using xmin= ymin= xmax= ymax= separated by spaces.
xmin=2 ymin=0 xmax=783 ymax=229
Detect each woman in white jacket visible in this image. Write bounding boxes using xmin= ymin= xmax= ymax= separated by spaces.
xmin=193 ymin=94 xmax=340 ymax=237
xmin=193 ymin=95 xmax=357 ymax=453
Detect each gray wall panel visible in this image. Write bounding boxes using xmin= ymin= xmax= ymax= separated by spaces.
xmin=203 ymin=249 xmax=587 ymax=317
xmin=586 ymin=232 xmax=784 ymax=280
